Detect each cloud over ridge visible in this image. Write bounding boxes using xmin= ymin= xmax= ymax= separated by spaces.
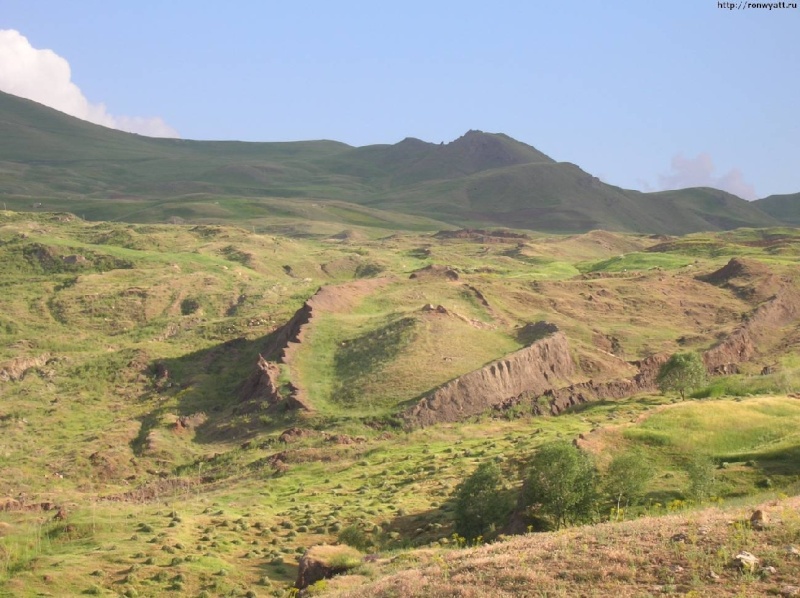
xmin=658 ymin=152 xmax=756 ymax=200
xmin=0 ymin=29 xmax=178 ymax=138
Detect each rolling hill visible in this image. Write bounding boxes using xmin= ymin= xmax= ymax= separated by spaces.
xmin=1 ymin=210 xmax=800 ymax=596
xmin=755 ymin=192 xmax=800 ymax=225
xmin=0 ymin=89 xmax=790 ymax=234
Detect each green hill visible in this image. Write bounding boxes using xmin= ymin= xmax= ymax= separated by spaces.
xmin=755 ymin=192 xmax=800 ymax=225
xmin=0 ymin=90 xmax=789 ymax=234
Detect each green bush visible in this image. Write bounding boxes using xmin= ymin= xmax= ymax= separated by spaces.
xmin=685 ymin=454 xmax=717 ymax=502
xmin=522 ymin=441 xmax=598 ymax=530
xmin=453 ymin=461 xmax=512 ymax=541
xmin=604 ymin=450 xmax=654 ymax=512
xmin=336 ymin=525 xmax=372 ymax=551
xmin=658 ymin=352 xmax=707 ymax=400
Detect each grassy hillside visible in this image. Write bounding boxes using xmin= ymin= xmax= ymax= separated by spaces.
xmin=755 ymin=192 xmax=800 ymax=225
xmin=1 ymin=211 xmax=800 ymax=596
xmin=0 ymin=90 xmax=788 ymax=235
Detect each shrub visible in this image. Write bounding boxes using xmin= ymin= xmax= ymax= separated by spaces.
xmin=685 ymin=453 xmax=717 ymax=502
xmin=522 ymin=441 xmax=598 ymax=530
xmin=453 ymin=461 xmax=512 ymax=541
xmin=657 ymin=352 xmax=707 ymax=400
xmin=337 ymin=525 xmax=372 ymax=551
xmin=604 ymin=449 xmax=654 ymax=512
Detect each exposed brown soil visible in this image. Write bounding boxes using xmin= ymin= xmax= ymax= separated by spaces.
xmin=0 ymin=353 xmax=52 ymax=382
xmin=525 ymin=290 xmax=795 ymax=417
xmin=406 ymin=258 xmax=800 ymax=425
xmin=420 ymin=303 xmax=493 ymax=330
xmin=433 ymin=229 xmax=530 ymax=242
xmin=409 ymin=264 xmax=460 ymax=281
xmin=703 ymin=285 xmax=800 ymax=372
xmin=278 ymin=427 xmax=318 ymax=443
xmin=403 ymin=330 xmax=574 ymax=427
xmin=697 ymin=257 xmax=786 ymax=303
xmin=539 ymin=353 xmax=670 ymax=415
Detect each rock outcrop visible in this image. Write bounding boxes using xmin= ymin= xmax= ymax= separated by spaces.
xmin=539 ymin=353 xmax=669 ymax=415
xmin=403 ymin=330 xmax=574 ymax=427
xmin=295 ymin=545 xmax=362 ymax=589
xmin=0 ymin=353 xmax=52 ymax=382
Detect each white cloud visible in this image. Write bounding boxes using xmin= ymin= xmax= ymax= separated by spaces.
xmin=658 ymin=152 xmax=756 ymax=200
xmin=0 ymin=29 xmax=178 ymax=138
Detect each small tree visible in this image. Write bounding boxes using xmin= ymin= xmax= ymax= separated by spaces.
xmin=604 ymin=450 xmax=654 ymax=516
xmin=657 ymin=352 xmax=707 ymax=400
xmin=522 ymin=441 xmax=598 ymax=530
xmin=685 ymin=454 xmax=717 ymax=502
xmin=453 ymin=461 xmax=512 ymax=542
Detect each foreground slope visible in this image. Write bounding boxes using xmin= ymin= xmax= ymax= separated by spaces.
xmin=1 ymin=211 xmax=800 ymax=596
xmin=325 ymin=495 xmax=800 ymax=597
xmin=0 ymin=90 xmax=786 ymax=234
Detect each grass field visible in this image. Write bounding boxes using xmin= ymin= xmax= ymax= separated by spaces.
xmin=2 ymin=211 xmax=800 ymax=596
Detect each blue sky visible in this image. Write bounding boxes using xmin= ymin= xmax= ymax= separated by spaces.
xmin=1 ymin=1 xmax=798 ymax=199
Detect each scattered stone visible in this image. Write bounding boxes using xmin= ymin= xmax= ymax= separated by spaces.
xmin=750 ymin=509 xmax=768 ymax=530
xmin=760 ymin=565 xmax=777 ymax=576
xmin=708 ymin=570 xmax=720 ymax=581
xmin=780 ymin=586 xmax=800 ymax=597
xmin=278 ymin=427 xmax=316 ymax=444
xmin=295 ymin=545 xmax=362 ymax=589
xmin=670 ymin=532 xmax=690 ymax=543
xmin=787 ymin=545 xmax=800 ymax=556
xmin=732 ymin=551 xmax=759 ymax=572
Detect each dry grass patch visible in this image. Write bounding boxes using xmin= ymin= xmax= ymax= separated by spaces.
xmin=327 ymin=495 xmax=800 ymax=597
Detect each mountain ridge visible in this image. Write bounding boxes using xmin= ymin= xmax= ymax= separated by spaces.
xmin=0 ymin=89 xmax=789 ymax=234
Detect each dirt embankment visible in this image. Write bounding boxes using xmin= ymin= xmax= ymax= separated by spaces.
xmin=434 ymin=229 xmax=530 ymax=243
xmin=703 ymin=285 xmax=800 ymax=373
xmin=402 ymin=330 xmax=574 ymax=427
xmin=240 ymin=278 xmax=390 ymax=412
xmin=538 ymin=259 xmax=800 ymax=415
xmin=539 ymin=353 xmax=669 ymax=415
xmin=0 ymin=353 xmax=52 ymax=382
xmin=697 ymin=256 xmax=786 ymax=303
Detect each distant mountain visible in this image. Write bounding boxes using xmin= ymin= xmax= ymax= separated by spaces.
xmin=754 ymin=193 xmax=800 ymax=225
xmin=0 ymin=90 xmax=789 ymax=234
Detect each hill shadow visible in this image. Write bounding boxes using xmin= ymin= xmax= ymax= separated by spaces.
xmin=131 ymin=328 xmax=296 ymax=455
xmin=729 ymin=444 xmax=800 ymax=477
